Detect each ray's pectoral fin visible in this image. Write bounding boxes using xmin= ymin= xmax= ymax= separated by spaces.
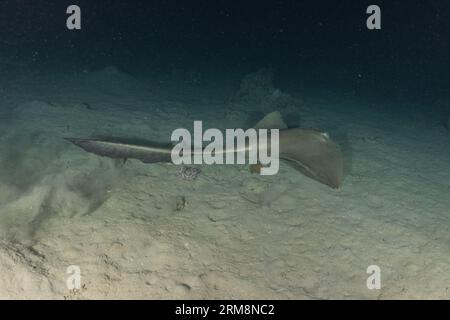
xmin=279 ymin=129 xmax=344 ymax=188
xmin=249 ymin=111 xmax=344 ymax=188
xmin=249 ymin=111 xmax=287 ymax=174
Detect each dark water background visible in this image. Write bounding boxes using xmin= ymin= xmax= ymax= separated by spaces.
xmin=0 ymin=0 xmax=449 ymax=109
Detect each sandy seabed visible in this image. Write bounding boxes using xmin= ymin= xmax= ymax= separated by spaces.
xmin=0 ymin=66 xmax=450 ymax=299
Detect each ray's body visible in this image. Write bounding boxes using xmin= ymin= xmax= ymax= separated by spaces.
xmin=66 ymin=112 xmax=344 ymax=188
